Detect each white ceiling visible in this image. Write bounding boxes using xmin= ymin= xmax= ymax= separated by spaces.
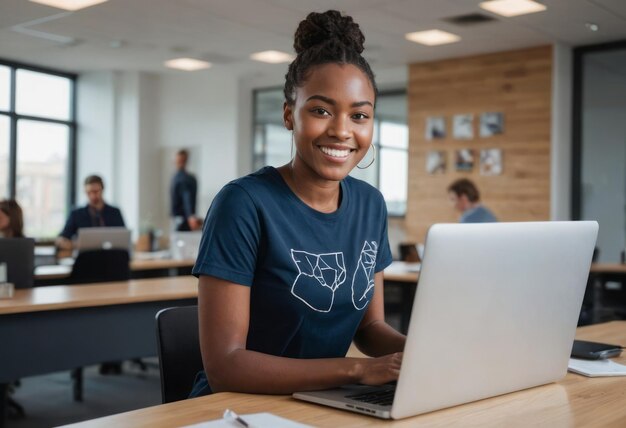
xmin=0 ymin=0 xmax=625 ymax=77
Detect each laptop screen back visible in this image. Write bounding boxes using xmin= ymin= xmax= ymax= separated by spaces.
xmin=391 ymin=221 xmax=598 ymax=419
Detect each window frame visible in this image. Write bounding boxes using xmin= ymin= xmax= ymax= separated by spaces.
xmin=0 ymin=58 xmax=78 ymax=223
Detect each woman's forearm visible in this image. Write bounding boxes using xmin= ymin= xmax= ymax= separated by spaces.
xmin=207 ymin=349 xmax=365 ymax=394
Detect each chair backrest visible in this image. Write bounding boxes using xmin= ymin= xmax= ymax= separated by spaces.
xmin=156 ymin=305 xmax=203 ymax=404
xmin=69 ymin=249 xmax=130 ymax=284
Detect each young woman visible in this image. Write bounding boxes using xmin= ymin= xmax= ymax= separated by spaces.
xmin=191 ymin=10 xmax=405 ymax=397
xmin=0 ymin=199 xmax=25 ymax=238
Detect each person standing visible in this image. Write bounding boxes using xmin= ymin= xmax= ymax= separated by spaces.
xmin=56 ymin=175 xmax=125 ymax=250
xmin=447 ymin=178 xmax=497 ymax=223
xmin=170 ymin=149 xmax=200 ymax=231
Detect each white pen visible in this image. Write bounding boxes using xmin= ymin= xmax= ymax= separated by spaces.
xmin=223 ymin=408 xmax=250 ymax=427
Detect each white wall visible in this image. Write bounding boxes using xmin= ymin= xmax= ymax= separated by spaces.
xmin=76 ymin=71 xmax=116 ymax=206
xmin=551 ymin=43 xmax=573 ymax=221
xmin=77 ymin=68 xmax=240 ymax=238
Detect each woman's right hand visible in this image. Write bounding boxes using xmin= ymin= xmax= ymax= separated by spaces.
xmin=357 ymin=352 xmax=403 ymax=385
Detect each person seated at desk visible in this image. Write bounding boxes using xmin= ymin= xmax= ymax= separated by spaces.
xmin=447 ymin=178 xmax=497 ymax=223
xmin=0 ymin=199 xmax=25 ymax=238
xmin=56 ymin=175 xmax=126 ymax=250
xmin=191 ymin=10 xmax=405 ymax=398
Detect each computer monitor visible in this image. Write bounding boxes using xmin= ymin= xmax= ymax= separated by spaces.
xmin=170 ymin=231 xmax=201 ymax=260
xmin=76 ymin=227 xmax=131 ymax=252
xmin=0 ymin=238 xmax=35 ymax=289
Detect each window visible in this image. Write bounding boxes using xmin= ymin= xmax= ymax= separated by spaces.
xmin=0 ymin=60 xmax=76 ymax=238
xmin=252 ymin=88 xmax=408 ymax=216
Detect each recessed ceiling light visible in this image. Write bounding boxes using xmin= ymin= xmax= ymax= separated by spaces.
xmin=585 ymin=22 xmax=599 ymax=32
xmin=405 ymin=30 xmax=461 ymax=46
xmin=164 ymin=58 xmax=211 ymax=72
xmin=29 ymin=0 xmax=108 ymax=11
xmin=250 ymin=50 xmax=294 ymax=64
xmin=479 ymin=0 xmax=547 ymax=17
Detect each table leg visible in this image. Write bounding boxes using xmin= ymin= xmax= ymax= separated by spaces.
xmin=0 ymin=383 xmax=7 ymax=428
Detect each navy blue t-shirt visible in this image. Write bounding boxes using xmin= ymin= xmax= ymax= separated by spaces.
xmin=190 ymin=166 xmax=392 ymax=396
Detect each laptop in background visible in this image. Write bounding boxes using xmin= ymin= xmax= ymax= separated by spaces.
xmin=293 ymin=221 xmax=598 ymax=419
xmin=170 ymin=231 xmax=202 ymax=260
xmin=0 ymin=238 xmax=35 ymax=289
xmin=76 ymin=227 xmax=131 ymax=252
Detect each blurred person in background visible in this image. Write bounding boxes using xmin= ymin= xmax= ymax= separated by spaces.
xmin=0 ymin=199 xmax=25 ymax=238
xmin=448 ymin=178 xmax=497 ymax=223
xmin=56 ymin=175 xmax=125 ymax=250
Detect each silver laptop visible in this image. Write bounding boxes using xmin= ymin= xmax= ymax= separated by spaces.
xmin=170 ymin=231 xmax=202 ymax=260
xmin=76 ymin=227 xmax=131 ymax=252
xmin=293 ymin=221 xmax=598 ymax=419
xmin=0 ymin=238 xmax=35 ymax=289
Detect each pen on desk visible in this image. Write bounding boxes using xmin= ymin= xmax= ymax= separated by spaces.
xmin=223 ymin=408 xmax=250 ymax=427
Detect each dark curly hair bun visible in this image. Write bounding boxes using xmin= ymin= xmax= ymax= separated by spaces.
xmin=294 ymin=10 xmax=365 ymax=55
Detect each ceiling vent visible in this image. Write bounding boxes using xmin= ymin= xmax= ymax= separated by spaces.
xmin=442 ymin=13 xmax=497 ymax=26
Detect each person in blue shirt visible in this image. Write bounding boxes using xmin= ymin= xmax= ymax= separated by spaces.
xmin=56 ymin=175 xmax=125 ymax=250
xmin=170 ymin=149 xmax=200 ymax=231
xmin=190 ymin=10 xmax=406 ymax=397
xmin=447 ymin=178 xmax=498 ymax=223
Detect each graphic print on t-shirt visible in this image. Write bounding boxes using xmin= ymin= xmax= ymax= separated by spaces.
xmin=351 ymin=241 xmax=378 ymax=310
xmin=290 ymin=250 xmax=347 ymax=312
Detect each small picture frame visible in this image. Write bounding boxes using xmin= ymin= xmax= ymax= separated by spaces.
xmin=455 ymin=149 xmax=474 ymax=172
xmin=480 ymin=149 xmax=503 ymax=175
xmin=480 ymin=112 xmax=504 ymax=137
xmin=453 ymin=114 xmax=473 ymax=140
xmin=426 ymin=150 xmax=446 ymax=174
xmin=425 ymin=116 xmax=446 ymax=140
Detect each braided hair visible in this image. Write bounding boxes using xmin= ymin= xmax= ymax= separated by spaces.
xmin=283 ymin=10 xmax=378 ymax=105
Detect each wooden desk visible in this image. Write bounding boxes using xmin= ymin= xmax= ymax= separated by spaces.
xmin=0 ymin=277 xmax=198 ymax=427
xmin=34 ymin=258 xmax=196 ymax=282
xmin=590 ymin=263 xmax=626 ymax=274
xmin=63 ymin=321 xmax=626 ymax=427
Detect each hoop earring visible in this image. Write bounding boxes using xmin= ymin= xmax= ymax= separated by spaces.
xmin=357 ymin=144 xmax=376 ymax=169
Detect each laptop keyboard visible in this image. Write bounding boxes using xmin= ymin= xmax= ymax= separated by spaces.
xmin=346 ymin=387 xmax=396 ymax=406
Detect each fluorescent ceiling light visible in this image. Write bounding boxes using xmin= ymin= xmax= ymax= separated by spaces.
xmin=29 ymin=0 xmax=109 ymax=11
xmin=164 ymin=58 xmax=212 ymax=72
xmin=250 ymin=50 xmax=294 ymax=64
xmin=479 ymin=0 xmax=547 ymax=17
xmin=405 ymin=30 xmax=461 ymax=46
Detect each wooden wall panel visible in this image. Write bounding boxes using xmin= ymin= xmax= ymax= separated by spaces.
xmin=404 ymin=46 xmax=553 ymax=243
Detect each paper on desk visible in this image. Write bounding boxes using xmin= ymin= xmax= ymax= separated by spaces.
xmin=183 ymin=412 xmax=313 ymax=428
xmin=568 ymin=358 xmax=626 ymax=377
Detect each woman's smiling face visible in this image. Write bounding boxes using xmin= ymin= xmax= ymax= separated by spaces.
xmin=284 ymin=63 xmax=375 ymax=182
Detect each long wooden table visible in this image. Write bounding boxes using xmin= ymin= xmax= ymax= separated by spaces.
xmin=0 ymin=276 xmax=198 ymax=427
xmin=34 ymin=258 xmax=196 ymax=282
xmin=62 ymin=321 xmax=626 ymax=427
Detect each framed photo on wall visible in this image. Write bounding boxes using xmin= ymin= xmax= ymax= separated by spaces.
xmin=480 ymin=112 xmax=504 ymax=137
xmin=455 ymin=149 xmax=474 ymax=171
xmin=425 ymin=116 xmax=446 ymax=140
xmin=453 ymin=114 xmax=473 ymax=139
xmin=426 ymin=150 xmax=447 ymax=174
xmin=480 ymin=148 xmax=503 ymax=175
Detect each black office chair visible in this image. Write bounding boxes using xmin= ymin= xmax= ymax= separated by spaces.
xmin=156 ymin=305 xmax=204 ymax=403
xmin=578 ymin=247 xmax=599 ymax=326
xmin=69 ymin=249 xmax=131 ymax=401
xmin=69 ymin=249 xmax=130 ymax=284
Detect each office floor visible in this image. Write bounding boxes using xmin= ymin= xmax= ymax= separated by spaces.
xmin=7 ymin=359 xmax=161 ymax=428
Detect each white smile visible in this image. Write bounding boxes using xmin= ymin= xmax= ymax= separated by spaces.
xmin=319 ymin=146 xmax=351 ymax=158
